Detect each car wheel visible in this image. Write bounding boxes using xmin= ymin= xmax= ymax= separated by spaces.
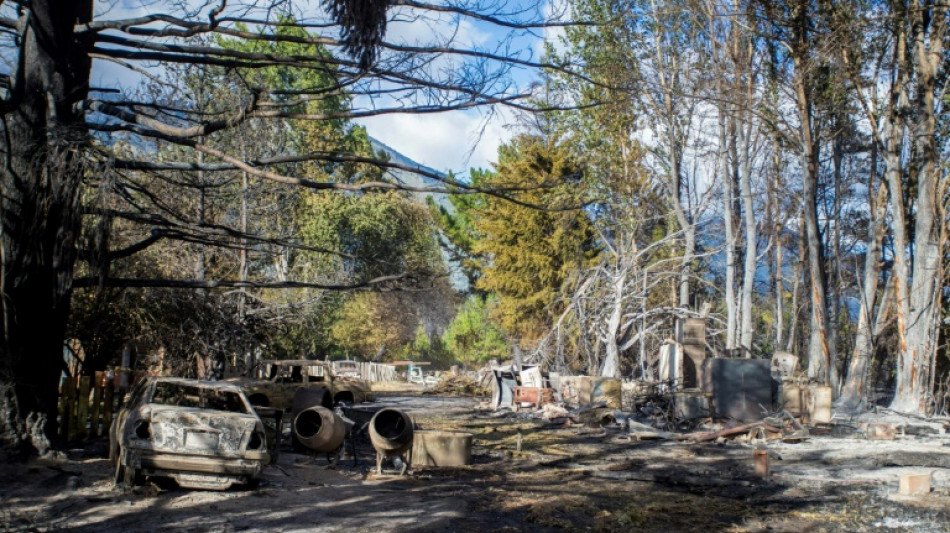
xmin=334 ymin=391 xmax=354 ymax=405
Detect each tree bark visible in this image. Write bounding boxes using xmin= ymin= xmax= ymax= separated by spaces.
xmin=791 ymin=3 xmax=831 ymax=384
xmin=786 ymin=211 xmax=806 ymax=354
xmin=827 ymin=121 xmax=844 ymax=391
xmin=800 ymin=117 xmax=831 ymax=384
xmin=729 ymin=13 xmax=757 ymax=358
xmin=600 ymin=268 xmax=624 ymax=378
xmin=721 ymin=114 xmax=738 ymax=356
xmin=666 ymin=120 xmax=694 ymax=311
xmin=891 ymin=0 xmax=946 ymax=413
xmin=738 ymin=123 xmax=757 ymax=356
xmin=838 ymin=178 xmax=888 ymax=411
xmin=770 ymin=135 xmax=785 ymax=351
xmin=0 ymin=1 xmax=94 ymax=452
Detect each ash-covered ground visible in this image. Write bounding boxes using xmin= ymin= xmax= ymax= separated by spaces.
xmin=2 ymin=394 xmax=949 ymax=532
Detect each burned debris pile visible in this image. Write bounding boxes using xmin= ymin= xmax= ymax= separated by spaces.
xmin=483 ymin=318 xmax=949 ymax=458
xmin=426 ymin=374 xmax=490 ymax=397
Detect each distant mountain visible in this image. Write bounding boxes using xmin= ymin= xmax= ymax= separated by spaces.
xmin=369 ymin=137 xmax=451 ymax=210
xmin=370 ymin=138 xmax=469 ymax=290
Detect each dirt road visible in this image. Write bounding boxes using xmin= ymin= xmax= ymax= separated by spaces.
xmin=2 ymin=395 xmax=949 ymax=532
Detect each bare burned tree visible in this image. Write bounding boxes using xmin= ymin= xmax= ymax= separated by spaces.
xmin=0 ymin=0 xmax=587 ymax=453
xmin=548 ymin=230 xmax=690 ymax=378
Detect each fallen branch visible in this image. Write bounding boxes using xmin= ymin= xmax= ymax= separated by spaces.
xmin=679 ymin=422 xmax=764 ymax=442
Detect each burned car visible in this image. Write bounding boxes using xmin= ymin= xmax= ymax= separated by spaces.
xmin=110 ymin=377 xmax=270 ymax=490
xmin=329 ymin=363 xmax=376 ymax=405
xmin=331 ymin=360 xmax=362 ymax=378
xmin=227 ymin=359 xmax=375 ymax=410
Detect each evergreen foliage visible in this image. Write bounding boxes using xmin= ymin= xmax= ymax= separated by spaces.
xmin=441 ymin=295 xmax=508 ymax=365
xmin=472 ymin=135 xmax=600 ymax=340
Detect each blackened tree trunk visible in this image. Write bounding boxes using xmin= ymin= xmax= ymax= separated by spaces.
xmin=0 ymin=1 xmax=94 ymax=453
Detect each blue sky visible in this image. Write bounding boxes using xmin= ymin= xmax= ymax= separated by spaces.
xmin=355 ymin=0 xmax=565 ymax=172
xmin=83 ymin=0 xmax=563 ymax=173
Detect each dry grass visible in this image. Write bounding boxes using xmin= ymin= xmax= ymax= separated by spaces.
xmin=369 ymin=381 xmax=427 ymax=393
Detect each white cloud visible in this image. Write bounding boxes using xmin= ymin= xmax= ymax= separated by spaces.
xmin=358 ymin=5 xmax=546 ymax=173
xmin=87 ymin=0 xmax=529 ymax=173
xmin=386 ymin=6 xmax=492 ymax=49
xmin=358 ymin=107 xmax=514 ymax=173
xmin=536 ymin=0 xmax=570 ymax=58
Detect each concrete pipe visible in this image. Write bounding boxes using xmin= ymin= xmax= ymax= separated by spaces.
xmin=368 ymin=408 xmax=414 ymax=456
xmin=293 ymin=406 xmax=346 ymax=453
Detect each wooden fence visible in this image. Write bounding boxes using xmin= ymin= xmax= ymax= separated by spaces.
xmin=348 ymin=362 xmax=399 ymax=382
xmin=368 ymin=362 xmax=398 ymax=382
xmin=59 ymin=371 xmax=117 ymax=442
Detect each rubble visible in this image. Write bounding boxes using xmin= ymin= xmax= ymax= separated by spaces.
xmin=512 ymin=386 xmax=555 ymax=409
xmin=70 ymin=321 xmax=950 ymax=529
xmin=864 ymin=422 xmax=898 ymax=440
xmin=681 ymin=421 xmax=766 ymax=442
xmin=426 ymin=375 xmax=489 ymax=397
xmin=626 ymin=419 xmax=674 ymax=440
xmin=540 ymin=403 xmax=570 ymax=421
xmin=559 ymin=376 xmax=621 ymax=409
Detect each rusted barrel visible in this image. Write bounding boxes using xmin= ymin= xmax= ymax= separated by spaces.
xmin=368 ymin=408 xmax=414 ymax=456
xmin=293 ymin=406 xmax=346 ymax=452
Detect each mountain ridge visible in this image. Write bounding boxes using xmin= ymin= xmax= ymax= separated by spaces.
xmin=370 ymin=137 xmax=451 ymax=210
